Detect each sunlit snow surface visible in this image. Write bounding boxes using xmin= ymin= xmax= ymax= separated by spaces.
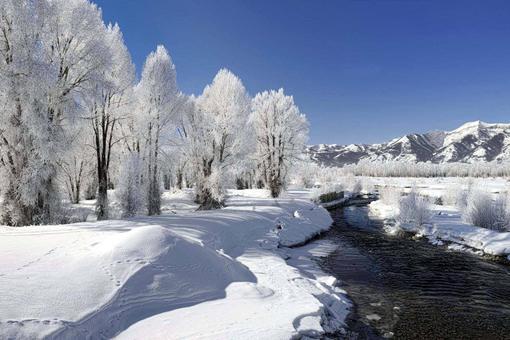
xmin=0 ymin=189 xmax=349 ymax=339
xmin=367 ymin=178 xmax=510 ymax=257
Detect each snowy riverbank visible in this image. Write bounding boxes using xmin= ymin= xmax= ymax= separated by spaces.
xmin=370 ymin=200 xmax=510 ymax=260
xmin=0 ymin=189 xmax=350 ymax=339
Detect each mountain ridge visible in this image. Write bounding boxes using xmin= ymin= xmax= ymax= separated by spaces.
xmin=308 ymin=121 xmax=510 ymax=166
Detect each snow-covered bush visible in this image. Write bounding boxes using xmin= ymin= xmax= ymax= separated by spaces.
xmin=290 ymin=161 xmax=321 ymax=188
xmin=352 ymin=180 xmax=362 ymax=195
xmin=60 ymin=207 xmax=90 ymax=224
xmin=341 ymin=174 xmax=355 ymax=191
xmin=196 ymin=167 xmax=226 ymax=210
xmin=361 ymin=178 xmax=374 ymax=194
xmin=455 ymin=188 xmax=471 ymax=211
xmin=441 ymin=180 xmax=474 ymax=209
xmin=311 ymin=183 xmax=344 ymax=203
xmin=379 ymin=186 xmax=401 ymax=206
xmin=443 ymin=185 xmax=460 ymax=206
xmin=398 ymin=190 xmax=431 ymax=226
xmin=314 ymin=166 xmax=342 ymax=184
xmin=116 ymin=155 xmax=144 ymax=218
xmin=463 ymin=191 xmax=510 ymax=231
xmin=317 ymin=192 xmax=344 ymax=204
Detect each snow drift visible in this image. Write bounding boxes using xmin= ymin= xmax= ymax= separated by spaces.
xmin=0 ymin=190 xmax=348 ymax=339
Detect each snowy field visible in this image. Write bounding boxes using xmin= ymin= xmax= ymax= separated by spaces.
xmin=360 ymin=177 xmax=510 ymax=259
xmin=0 ymin=189 xmax=350 ymax=339
xmin=364 ymin=176 xmax=510 ymax=198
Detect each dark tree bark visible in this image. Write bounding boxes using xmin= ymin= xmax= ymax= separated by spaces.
xmin=92 ymin=99 xmax=117 ymax=221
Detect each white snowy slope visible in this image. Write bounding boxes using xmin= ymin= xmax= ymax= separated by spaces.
xmin=0 ymin=189 xmax=349 ymax=339
xmin=308 ymin=120 xmax=510 ymax=166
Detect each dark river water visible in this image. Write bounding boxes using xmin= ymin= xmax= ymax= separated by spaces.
xmin=316 ymin=206 xmax=510 ymax=339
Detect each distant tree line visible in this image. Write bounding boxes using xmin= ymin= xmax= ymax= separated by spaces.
xmin=291 ymin=160 xmax=510 ymax=188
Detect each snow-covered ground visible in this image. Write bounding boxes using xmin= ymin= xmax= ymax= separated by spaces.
xmin=360 ymin=176 xmax=510 ymax=199
xmin=0 ymin=189 xmax=350 ymax=339
xmin=365 ymin=178 xmax=510 ymax=260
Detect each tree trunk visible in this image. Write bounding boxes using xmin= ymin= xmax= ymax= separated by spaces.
xmin=176 ymin=170 xmax=183 ymax=190
xmin=196 ymin=187 xmax=222 ymax=210
xmin=85 ymin=177 xmax=97 ymax=200
xmin=195 ymin=157 xmax=222 ymax=210
xmin=163 ymin=173 xmax=171 ymax=190
xmin=73 ymin=180 xmax=81 ymax=204
xmin=96 ymin=165 xmax=108 ymax=220
xmin=2 ymin=186 xmax=34 ymax=227
xmin=40 ymin=176 xmax=58 ymax=223
xmin=147 ymin=120 xmax=161 ymax=216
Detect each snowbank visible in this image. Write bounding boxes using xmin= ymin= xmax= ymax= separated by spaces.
xmin=369 ymin=200 xmax=510 ymax=258
xmin=0 ymin=189 xmax=347 ymax=339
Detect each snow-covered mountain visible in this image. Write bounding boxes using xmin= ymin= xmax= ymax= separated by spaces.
xmin=308 ymin=121 xmax=510 ymax=166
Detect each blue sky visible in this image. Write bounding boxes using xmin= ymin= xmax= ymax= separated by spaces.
xmin=95 ymin=0 xmax=510 ymax=145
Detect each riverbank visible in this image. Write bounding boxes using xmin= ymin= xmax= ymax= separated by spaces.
xmin=0 ymin=189 xmax=350 ymax=339
xmin=370 ymin=200 xmax=510 ymax=260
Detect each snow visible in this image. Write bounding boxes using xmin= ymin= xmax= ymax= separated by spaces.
xmin=309 ymin=120 xmax=510 ymax=166
xmin=444 ymin=121 xmax=510 ymax=146
xmin=366 ymin=176 xmax=509 ymax=199
xmin=369 ymin=182 xmax=510 ymax=258
xmin=0 ymin=189 xmax=349 ymax=339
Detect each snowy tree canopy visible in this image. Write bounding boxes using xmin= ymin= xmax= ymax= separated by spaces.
xmin=0 ymin=0 xmax=114 ymax=225
xmin=134 ymin=45 xmax=184 ymax=215
xmin=184 ymin=69 xmax=252 ymax=207
xmin=251 ymin=88 xmax=309 ymax=197
xmin=0 ymin=0 xmax=312 ymax=224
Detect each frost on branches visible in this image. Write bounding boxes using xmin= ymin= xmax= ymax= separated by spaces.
xmin=185 ymin=69 xmax=251 ymax=209
xmin=86 ymin=23 xmax=135 ymax=220
xmin=0 ymin=0 xmax=110 ymax=225
xmin=116 ymin=154 xmax=144 ymax=218
xmin=0 ymin=0 xmax=311 ymax=223
xmin=134 ymin=45 xmax=184 ymax=215
xmin=251 ymin=89 xmax=309 ymax=198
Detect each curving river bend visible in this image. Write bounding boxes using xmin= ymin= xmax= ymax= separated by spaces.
xmin=314 ymin=206 xmax=510 ymax=339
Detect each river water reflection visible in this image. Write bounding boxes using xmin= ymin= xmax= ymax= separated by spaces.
xmin=316 ymin=206 xmax=510 ymax=339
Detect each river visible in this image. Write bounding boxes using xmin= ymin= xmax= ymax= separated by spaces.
xmin=312 ymin=206 xmax=510 ymax=339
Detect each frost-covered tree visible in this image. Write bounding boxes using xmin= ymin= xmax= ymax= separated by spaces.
xmin=58 ymin=127 xmax=95 ymax=204
xmin=251 ymin=89 xmax=309 ymax=197
xmin=185 ymin=69 xmax=251 ymax=208
xmin=166 ymin=95 xmax=196 ymax=191
xmin=116 ymin=154 xmax=143 ymax=217
xmin=290 ymin=160 xmax=321 ymax=188
xmin=0 ymin=0 xmax=110 ymax=225
xmin=135 ymin=45 xmax=183 ymax=215
xmin=340 ymin=160 xmax=510 ymax=178
xmin=86 ymin=23 xmax=135 ymax=220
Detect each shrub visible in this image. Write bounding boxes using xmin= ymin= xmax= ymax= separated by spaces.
xmin=398 ymin=190 xmax=431 ymax=226
xmin=352 ymin=180 xmax=362 ymax=194
xmin=116 ymin=155 xmax=144 ymax=218
xmin=463 ymin=191 xmax=510 ymax=231
xmin=311 ymin=182 xmax=344 ymax=202
xmin=379 ymin=186 xmax=401 ymax=206
xmin=318 ymin=191 xmax=344 ymax=203
xmin=361 ymin=178 xmax=374 ymax=194
xmin=434 ymin=196 xmax=443 ymax=205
